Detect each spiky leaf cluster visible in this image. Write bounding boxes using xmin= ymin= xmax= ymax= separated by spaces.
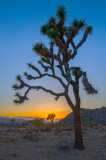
xmin=16 ymin=75 xmax=21 ymax=81
xmin=14 ymin=99 xmax=20 ymax=105
xmin=72 ymin=69 xmax=77 ymax=76
xmin=40 ymin=23 xmax=52 ymax=35
xmin=12 ymin=75 xmax=25 ymax=90
xmin=56 ymin=6 xmax=67 ymax=19
xmin=63 ymin=26 xmax=68 ymax=31
xmin=24 ymin=72 xmax=33 ymax=80
xmin=86 ymin=26 xmax=92 ymax=34
xmin=48 ymin=17 xmax=56 ymax=27
xmin=14 ymin=93 xmax=28 ymax=104
xmin=32 ymin=42 xmax=44 ymax=52
xmin=58 ymin=48 xmax=62 ymax=53
xmin=40 ymin=6 xmax=67 ymax=41
xmin=49 ymin=40 xmax=55 ymax=46
xmin=40 ymin=17 xmax=56 ymax=36
xmin=33 ymin=42 xmax=49 ymax=57
xmin=27 ymin=63 xmax=35 ymax=69
xmin=12 ymin=84 xmax=19 ymax=90
xmin=72 ymin=19 xmax=86 ymax=29
xmin=48 ymin=29 xmax=58 ymax=39
xmin=41 ymin=57 xmax=50 ymax=63
xmin=38 ymin=60 xmax=41 ymax=64
xmin=68 ymin=26 xmax=72 ymax=32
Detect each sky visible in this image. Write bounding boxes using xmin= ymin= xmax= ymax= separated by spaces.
xmin=0 ymin=0 xmax=106 ymax=119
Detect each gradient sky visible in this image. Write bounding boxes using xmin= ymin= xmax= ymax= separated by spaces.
xmin=0 ymin=0 xmax=106 ymax=118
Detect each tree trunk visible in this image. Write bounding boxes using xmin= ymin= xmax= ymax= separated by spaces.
xmin=65 ymin=89 xmax=84 ymax=150
xmin=51 ymin=120 xmax=53 ymax=127
xmin=73 ymin=107 xmax=84 ymax=150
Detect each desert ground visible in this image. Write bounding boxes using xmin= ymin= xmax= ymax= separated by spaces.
xmin=0 ymin=124 xmax=106 ymax=160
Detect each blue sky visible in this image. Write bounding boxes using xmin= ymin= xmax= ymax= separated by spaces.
xmin=0 ymin=0 xmax=106 ymax=117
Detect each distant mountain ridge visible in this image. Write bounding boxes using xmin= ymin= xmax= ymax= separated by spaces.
xmin=58 ymin=106 xmax=106 ymax=124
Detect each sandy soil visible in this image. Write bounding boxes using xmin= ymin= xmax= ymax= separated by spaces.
xmin=0 ymin=125 xmax=106 ymax=160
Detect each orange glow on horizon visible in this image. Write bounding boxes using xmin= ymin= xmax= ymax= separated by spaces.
xmin=0 ymin=110 xmax=71 ymax=119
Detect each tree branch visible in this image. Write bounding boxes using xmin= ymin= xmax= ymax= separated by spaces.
xmin=27 ymin=63 xmax=41 ymax=75
xmin=68 ymin=40 xmax=77 ymax=60
xmin=39 ymin=62 xmax=51 ymax=72
xmin=65 ymin=30 xmax=77 ymax=49
xmin=49 ymin=43 xmax=55 ymax=75
xmin=55 ymin=37 xmax=64 ymax=49
xmin=14 ymin=84 xmax=65 ymax=104
xmin=67 ymin=30 xmax=89 ymax=60
xmin=76 ymin=31 xmax=88 ymax=49
xmin=24 ymin=72 xmax=66 ymax=88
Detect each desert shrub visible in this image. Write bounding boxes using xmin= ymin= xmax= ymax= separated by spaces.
xmin=88 ymin=116 xmax=93 ymax=123
xmin=101 ymin=121 xmax=106 ymax=125
xmin=60 ymin=123 xmax=72 ymax=128
xmin=89 ymin=124 xmax=93 ymax=128
xmin=20 ymin=123 xmax=27 ymax=128
xmin=32 ymin=118 xmax=43 ymax=127
xmin=92 ymin=123 xmax=98 ymax=126
xmin=44 ymin=126 xmax=52 ymax=132
xmin=60 ymin=124 xmax=66 ymax=127
xmin=83 ymin=123 xmax=88 ymax=127
xmin=88 ymin=123 xmax=97 ymax=128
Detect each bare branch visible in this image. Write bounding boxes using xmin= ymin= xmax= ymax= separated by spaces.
xmin=68 ymin=40 xmax=77 ymax=60
xmin=24 ymin=72 xmax=66 ymax=88
xmin=48 ymin=47 xmax=67 ymax=79
xmin=14 ymin=84 xmax=65 ymax=104
xmin=40 ymin=62 xmax=51 ymax=72
xmin=14 ymin=90 xmax=29 ymax=104
xmin=49 ymin=42 xmax=55 ymax=75
xmin=76 ymin=31 xmax=88 ymax=49
xmin=65 ymin=30 xmax=77 ymax=49
xmin=68 ymin=31 xmax=88 ymax=60
xmin=65 ymin=93 xmax=75 ymax=111
xmin=12 ymin=76 xmax=25 ymax=90
xmin=64 ymin=31 xmax=70 ymax=39
xmin=33 ymin=86 xmax=65 ymax=98
xmin=25 ymin=88 xmax=31 ymax=97
xmin=27 ymin=63 xmax=41 ymax=75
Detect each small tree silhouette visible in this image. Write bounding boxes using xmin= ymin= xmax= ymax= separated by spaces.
xmin=47 ymin=113 xmax=56 ymax=126
xmin=11 ymin=119 xmax=15 ymax=127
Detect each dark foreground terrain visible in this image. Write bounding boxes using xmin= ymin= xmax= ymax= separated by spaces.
xmin=0 ymin=124 xmax=106 ymax=160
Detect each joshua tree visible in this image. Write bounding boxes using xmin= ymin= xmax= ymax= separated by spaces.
xmin=47 ymin=113 xmax=56 ymax=126
xmin=12 ymin=6 xmax=98 ymax=149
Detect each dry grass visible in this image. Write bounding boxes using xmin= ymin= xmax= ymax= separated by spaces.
xmin=0 ymin=124 xmax=106 ymax=160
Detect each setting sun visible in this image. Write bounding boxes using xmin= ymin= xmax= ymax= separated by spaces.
xmin=0 ymin=110 xmax=71 ymax=119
